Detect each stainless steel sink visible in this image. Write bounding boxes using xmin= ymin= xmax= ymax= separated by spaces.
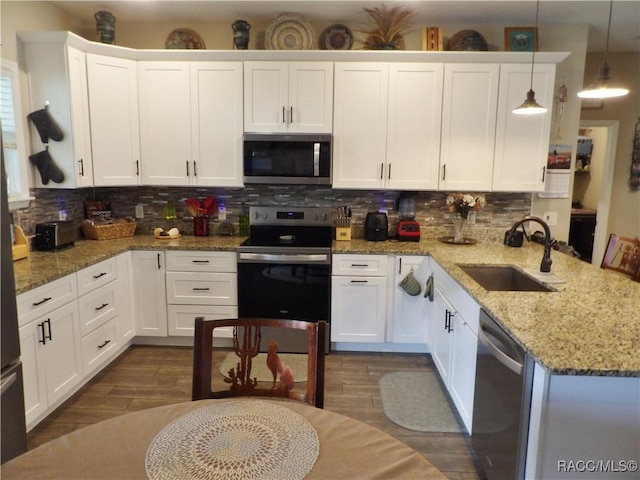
xmin=459 ymin=265 xmax=554 ymax=292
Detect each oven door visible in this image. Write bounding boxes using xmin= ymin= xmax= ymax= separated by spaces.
xmin=237 ymin=252 xmax=330 ymax=352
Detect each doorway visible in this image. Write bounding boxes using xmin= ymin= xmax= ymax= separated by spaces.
xmin=571 ymin=120 xmax=619 ymax=266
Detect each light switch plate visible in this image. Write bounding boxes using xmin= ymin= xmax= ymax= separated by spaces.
xmin=135 ymin=204 xmax=144 ymax=219
xmin=543 ymin=211 xmax=558 ymax=226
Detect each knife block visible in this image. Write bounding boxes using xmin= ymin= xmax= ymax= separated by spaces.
xmin=336 ymin=227 xmax=352 ymax=241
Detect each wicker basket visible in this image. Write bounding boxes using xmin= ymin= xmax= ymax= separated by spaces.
xmin=82 ymin=221 xmax=137 ymax=240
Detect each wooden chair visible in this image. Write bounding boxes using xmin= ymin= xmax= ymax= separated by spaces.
xmin=192 ymin=317 xmax=326 ymax=408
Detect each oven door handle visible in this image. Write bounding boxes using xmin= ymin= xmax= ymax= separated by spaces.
xmin=238 ymin=253 xmax=330 ymax=263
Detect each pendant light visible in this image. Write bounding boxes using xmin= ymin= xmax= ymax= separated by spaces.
xmin=513 ymin=0 xmax=547 ymax=115
xmin=578 ymin=0 xmax=629 ymax=99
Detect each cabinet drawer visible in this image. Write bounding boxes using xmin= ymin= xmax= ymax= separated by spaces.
xmin=78 ymin=282 xmax=119 ymax=337
xmin=17 ymin=274 xmax=78 ymax=326
xmin=81 ymin=318 xmax=118 ymax=376
xmin=166 ymin=272 xmax=237 ymax=305
xmin=165 ymin=250 xmax=237 ymax=273
xmin=432 ymin=261 xmax=480 ymax=334
xmin=77 ymin=257 xmax=117 ymax=296
xmin=332 ymin=254 xmax=388 ymax=276
xmin=167 ymin=304 xmax=237 ymax=337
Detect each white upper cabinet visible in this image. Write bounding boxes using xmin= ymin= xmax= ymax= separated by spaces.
xmin=440 ymin=63 xmax=499 ymax=191
xmin=332 ymin=63 xmax=389 ymax=189
xmin=244 ymin=61 xmax=333 ymax=133
xmin=493 ymin=63 xmax=556 ymax=192
xmin=20 ymin=42 xmax=93 ymax=188
xmin=138 ymin=62 xmax=192 ymax=185
xmin=138 ymin=61 xmax=243 ymax=187
xmin=386 ymin=63 xmax=443 ymax=190
xmin=333 ymin=62 xmax=444 ymax=190
xmin=87 ymin=54 xmax=141 ymax=186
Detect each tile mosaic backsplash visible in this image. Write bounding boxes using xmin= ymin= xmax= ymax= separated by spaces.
xmin=14 ymin=186 xmax=533 ymax=243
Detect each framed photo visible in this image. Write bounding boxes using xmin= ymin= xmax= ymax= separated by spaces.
xmin=505 ymin=27 xmax=538 ymax=52
xmin=601 ymin=234 xmax=640 ymax=280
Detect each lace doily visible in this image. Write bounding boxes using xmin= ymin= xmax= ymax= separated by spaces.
xmin=145 ymin=401 xmax=319 ymax=480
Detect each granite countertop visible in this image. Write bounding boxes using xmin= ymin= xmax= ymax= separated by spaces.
xmin=13 ymin=235 xmax=640 ymax=377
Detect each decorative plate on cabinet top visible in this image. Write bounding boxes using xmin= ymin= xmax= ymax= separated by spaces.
xmin=266 ymin=13 xmax=315 ymax=50
xmin=319 ymin=24 xmax=353 ymax=50
xmin=165 ymin=28 xmax=206 ymax=49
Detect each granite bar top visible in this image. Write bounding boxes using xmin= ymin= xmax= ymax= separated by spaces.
xmin=13 ymin=235 xmax=640 ymax=377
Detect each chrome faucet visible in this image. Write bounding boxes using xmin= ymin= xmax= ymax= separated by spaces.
xmin=504 ymin=216 xmax=553 ymax=272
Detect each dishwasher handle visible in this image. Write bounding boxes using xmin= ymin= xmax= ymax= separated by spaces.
xmin=478 ymin=322 xmax=523 ymax=375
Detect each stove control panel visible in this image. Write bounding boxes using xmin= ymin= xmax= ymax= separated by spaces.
xmin=249 ymin=207 xmax=332 ymax=226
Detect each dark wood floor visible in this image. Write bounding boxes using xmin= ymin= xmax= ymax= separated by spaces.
xmin=27 ymin=345 xmax=482 ymax=480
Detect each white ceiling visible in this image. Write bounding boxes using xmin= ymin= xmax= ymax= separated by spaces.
xmin=49 ymin=0 xmax=640 ymax=52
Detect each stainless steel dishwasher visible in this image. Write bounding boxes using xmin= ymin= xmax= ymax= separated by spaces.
xmin=471 ymin=310 xmax=534 ymax=480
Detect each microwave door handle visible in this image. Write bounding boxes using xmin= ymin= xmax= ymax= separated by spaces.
xmin=313 ymin=143 xmax=320 ymax=176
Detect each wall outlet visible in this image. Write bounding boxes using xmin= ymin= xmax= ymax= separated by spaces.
xmin=58 ymin=210 xmax=67 ymax=221
xmin=543 ymin=211 xmax=558 ymax=226
xmin=467 ymin=211 xmax=477 ymax=224
xmin=135 ymin=204 xmax=144 ymax=219
xmin=218 ymin=205 xmax=226 ymax=221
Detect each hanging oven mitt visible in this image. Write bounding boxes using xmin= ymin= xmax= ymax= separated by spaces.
xmin=27 ymin=108 xmax=64 ymax=143
xmin=399 ymin=268 xmax=421 ymax=296
xmin=30 ymin=149 xmax=65 ymax=184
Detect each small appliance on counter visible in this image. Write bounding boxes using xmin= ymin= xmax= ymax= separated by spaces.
xmin=396 ymin=194 xmax=420 ymax=242
xmin=34 ymin=220 xmax=76 ymax=250
xmin=365 ymin=212 xmax=388 ymax=241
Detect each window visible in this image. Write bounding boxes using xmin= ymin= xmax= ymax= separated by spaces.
xmin=1 ymin=59 xmax=31 ymax=209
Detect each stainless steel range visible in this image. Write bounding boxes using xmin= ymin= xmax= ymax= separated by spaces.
xmin=237 ymin=206 xmax=332 ymax=352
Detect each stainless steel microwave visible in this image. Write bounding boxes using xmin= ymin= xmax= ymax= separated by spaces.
xmin=243 ymin=133 xmax=332 ymax=185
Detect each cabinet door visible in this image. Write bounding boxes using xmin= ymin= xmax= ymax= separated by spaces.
xmin=332 ymin=63 xmax=389 ymax=189
xmin=243 ymin=62 xmax=288 ymax=133
xmin=449 ymin=315 xmax=478 ymax=433
xmin=386 ymin=63 xmax=443 ymax=190
xmin=87 ymin=54 xmax=140 ymax=186
xmin=430 ymin=287 xmax=454 ymax=384
xmin=191 ymin=62 xmax=243 ymax=187
xmin=66 ymin=46 xmax=93 ymax=187
xmin=41 ymin=301 xmax=83 ymax=408
xmin=131 ymin=251 xmax=167 ymax=336
xmin=116 ymin=252 xmax=135 ymax=342
xmin=391 ymin=256 xmax=430 ymax=344
xmin=493 ymin=63 xmax=556 ymax=192
xmin=287 ymin=62 xmax=333 ymax=133
xmin=18 ymin=321 xmax=48 ymax=428
xmin=331 ymin=275 xmax=387 ymax=343
xmin=440 ymin=64 xmax=498 ymax=191
xmin=138 ymin=62 xmax=191 ymax=185
xmin=167 ymin=304 xmax=237 ymax=337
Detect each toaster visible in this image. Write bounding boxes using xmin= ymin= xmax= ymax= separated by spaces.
xmin=35 ymin=221 xmax=76 ymax=250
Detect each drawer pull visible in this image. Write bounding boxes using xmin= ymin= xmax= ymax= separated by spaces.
xmin=33 ymin=297 xmax=52 ymax=307
xmin=93 ymin=272 xmax=107 ymax=279
xmin=97 ymin=340 xmax=111 ymax=349
xmin=192 ymin=260 xmax=210 ymax=263
xmin=350 ymin=280 xmax=368 ymax=284
xmin=193 ymin=287 xmax=210 ymax=291
xmin=38 ymin=321 xmax=47 ymax=345
xmin=95 ymin=303 xmax=109 ymax=311
xmin=350 ymin=264 xmax=369 ymax=268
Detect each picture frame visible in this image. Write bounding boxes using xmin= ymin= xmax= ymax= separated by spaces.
xmin=601 ymin=234 xmax=640 ymax=281
xmin=504 ymin=27 xmax=538 ymax=52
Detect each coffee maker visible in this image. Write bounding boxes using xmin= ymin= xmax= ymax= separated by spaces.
xmin=396 ymin=194 xmax=420 ymax=242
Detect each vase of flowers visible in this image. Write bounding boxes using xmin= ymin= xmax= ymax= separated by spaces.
xmin=185 ymin=196 xmax=216 ymax=236
xmin=446 ymin=193 xmax=486 ymax=243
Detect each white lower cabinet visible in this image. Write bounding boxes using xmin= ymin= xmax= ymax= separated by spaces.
xmin=428 ymin=261 xmax=480 ymax=433
xmin=331 ymin=255 xmax=388 ymax=343
xmin=116 ymin=252 xmax=135 ymax=342
xmin=132 ymin=251 xmax=167 ymax=336
xmin=391 ymin=255 xmax=431 ymax=344
xmin=19 ymin=301 xmax=83 ymax=429
xmin=165 ymin=251 xmax=237 ymax=337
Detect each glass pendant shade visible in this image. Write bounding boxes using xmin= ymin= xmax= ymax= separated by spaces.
xmin=513 ymin=89 xmax=548 ymax=115
xmin=577 ymin=62 xmax=629 ymax=99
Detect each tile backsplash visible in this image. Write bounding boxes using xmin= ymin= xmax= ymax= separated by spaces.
xmin=14 ymin=185 xmax=532 ymax=242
